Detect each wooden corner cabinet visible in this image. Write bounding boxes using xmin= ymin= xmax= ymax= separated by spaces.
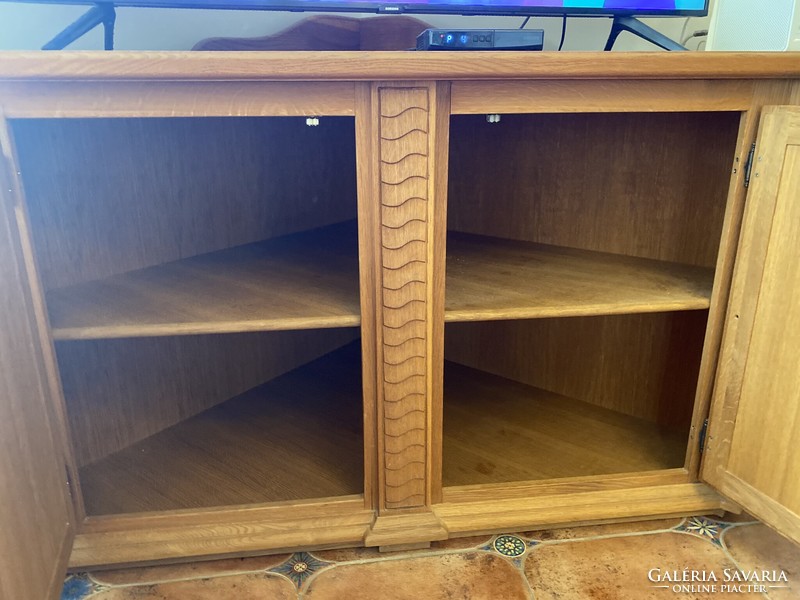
xmin=1 ymin=51 xmax=799 ymax=599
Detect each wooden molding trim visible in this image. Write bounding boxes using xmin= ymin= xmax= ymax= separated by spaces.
xmin=79 ymin=495 xmax=366 ymax=533
xmin=435 ymin=483 xmax=725 ymax=536
xmin=0 ymin=81 xmax=355 ymax=118
xmin=71 ymin=498 xmax=373 ymax=567
xmin=365 ymin=510 xmax=448 ymax=547
xmin=451 ymin=80 xmax=755 ymax=114
xmin=1 ymin=52 xmax=800 ymax=82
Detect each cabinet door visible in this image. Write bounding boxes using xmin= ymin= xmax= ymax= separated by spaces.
xmin=0 ymin=136 xmax=74 ymax=598
xmin=703 ymin=106 xmax=800 ymax=545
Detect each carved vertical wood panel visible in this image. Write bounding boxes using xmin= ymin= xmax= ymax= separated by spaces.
xmin=364 ymin=82 xmax=449 ymax=545
xmin=379 ymin=87 xmax=430 ymax=510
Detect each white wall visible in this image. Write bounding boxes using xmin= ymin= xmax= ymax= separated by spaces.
xmin=0 ymin=3 xmax=712 ymax=51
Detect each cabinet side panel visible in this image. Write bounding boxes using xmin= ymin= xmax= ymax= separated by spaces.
xmin=0 ymin=121 xmax=73 ymax=600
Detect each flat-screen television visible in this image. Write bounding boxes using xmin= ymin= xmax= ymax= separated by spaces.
xmin=19 ymin=0 xmax=709 ymax=17
xmin=311 ymin=0 xmax=709 ymax=16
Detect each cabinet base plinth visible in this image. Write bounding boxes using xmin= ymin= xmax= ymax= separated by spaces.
xmin=365 ymin=511 xmax=448 ymax=547
xmin=379 ymin=541 xmax=432 ymax=553
xmin=434 ymin=483 xmax=725 ymax=536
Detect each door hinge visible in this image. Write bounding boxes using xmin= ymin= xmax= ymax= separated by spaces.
xmin=698 ymin=419 xmax=709 ymax=454
xmin=743 ymin=142 xmax=757 ymax=188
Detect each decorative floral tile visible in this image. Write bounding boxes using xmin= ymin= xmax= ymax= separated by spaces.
xmin=270 ymin=551 xmax=331 ymax=589
xmin=61 ymin=573 xmax=105 ymax=600
xmin=675 ymin=516 xmax=733 ymax=546
xmin=492 ymin=534 xmax=528 ymax=558
xmin=480 ymin=533 xmax=536 ymax=568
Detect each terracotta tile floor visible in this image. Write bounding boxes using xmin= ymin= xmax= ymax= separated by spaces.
xmin=62 ymin=515 xmax=800 ymax=599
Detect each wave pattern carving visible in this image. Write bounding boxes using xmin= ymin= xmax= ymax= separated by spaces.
xmin=379 ymin=87 xmax=430 ymax=510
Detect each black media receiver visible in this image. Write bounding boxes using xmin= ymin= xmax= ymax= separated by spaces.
xmin=416 ymin=29 xmax=545 ymax=51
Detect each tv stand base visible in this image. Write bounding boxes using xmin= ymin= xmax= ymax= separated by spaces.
xmin=604 ymin=15 xmax=688 ymax=52
xmin=42 ymin=3 xmax=116 ymax=50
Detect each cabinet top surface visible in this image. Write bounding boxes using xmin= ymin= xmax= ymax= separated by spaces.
xmin=0 ymin=51 xmax=799 ymax=81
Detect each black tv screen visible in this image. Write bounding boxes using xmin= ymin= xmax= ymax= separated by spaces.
xmin=303 ymin=0 xmax=708 ymax=15
xmin=17 ymin=0 xmax=709 ymax=17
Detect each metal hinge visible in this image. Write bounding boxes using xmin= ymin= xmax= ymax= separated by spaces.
xmin=743 ymin=142 xmax=757 ymax=188
xmin=698 ymin=419 xmax=709 ymax=454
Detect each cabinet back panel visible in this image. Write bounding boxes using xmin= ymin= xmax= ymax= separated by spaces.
xmin=445 ymin=312 xmax=706 ymax=430
xmin=58 ymin=328 xmax=359 ymax=467
xmin=78 ymin=340 xmax=365 ymax=514
xmin=12 ymin=117 xmax=357 ymax=290
xmin=448 ymin=112 xmax=740 ymax=268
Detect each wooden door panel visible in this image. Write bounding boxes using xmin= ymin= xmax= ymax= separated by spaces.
xmin=703 ymin=106 xmax=800 ymax=545
xmin=0 ymin=124 xmax=74 ymax=599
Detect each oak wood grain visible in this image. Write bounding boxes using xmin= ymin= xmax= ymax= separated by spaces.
xmin=443 ymin=469 xmax=690 ymax=503
xmin=0 ymin=81 xmax=355 ymax=118
xmin=684 ymin=80 xmax=798 ymax=476
xmin=434 ymin=483 xmax=723 ymax=536
xmin=12 ymin=116 xmax=357 ymax=290
xmin=79 ymin=341 xmax=364 ymax=515
xmin=442 ymin=362 xmax=688 ymax=487
xmin=448 ymin=112 xmax=740 ymax=268
xmin=47 ymin=222 xmax=360 ymax=340
xmin=428 ymin=82 xmax=450 ymax=506
xmin=60 ymin=328 xmax=359 ymax=467
xmin=355 ymin=82 xmax=380 ymax=511
xmin=1 ymin=116 xmax=88 ymax=522
xmin=0 ymin=119 xmax=74 ymax=600
xmin=445 ymin=233 xmax=713 ymax=321
xmin=364 ymin=510 xmax=446 ymax=547
xmin=445 ymin=312 xmax=706 ymax=428
xmin=1 ymin=52 xmax=799 ymax=82
xmin=365 ymin=82 xmax=450 ymax=546
xmin=703 ymin=107 xmax=800 ymax=546
xmin=451 ymin=80 xmax=754 ymax=114
xmin=71 ymin=497 xmax=372 ymax=567
xmin=376 ymin=85 xmax=430 ymax=511
xmin=2 ymin=53 xmax=798 ymax=566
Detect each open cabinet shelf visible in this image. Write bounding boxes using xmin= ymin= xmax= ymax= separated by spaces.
xmin=437 ymin=110 xmax=736 ymax=493
xmin=442 ymin=361 xmax=688 ymax=487
xmin=3 ymin=55 xmax=800 ymax=580
xmin=79 ymin=340 xmax=364 ymax=516
xmin=47 ymin=222 xmax=360 ymax=341
xmin=444 ymin=232 xmax=714 ymax=322
xmin=48 ymin=222 xmax=713 ymax=342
